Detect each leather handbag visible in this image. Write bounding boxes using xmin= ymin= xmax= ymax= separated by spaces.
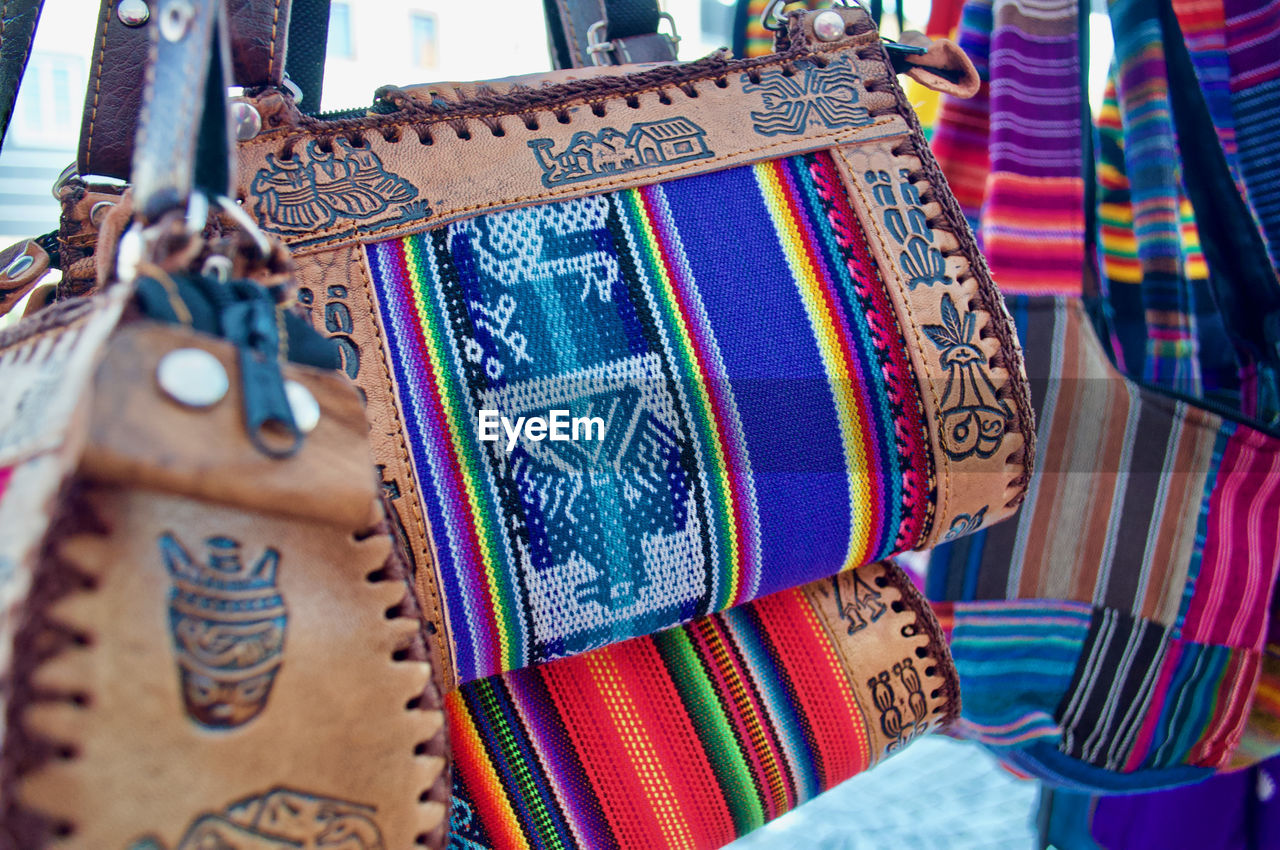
xmin=1 ymin=1 xmax=1031 ymax=846
xmin=0 ymin=1 xmax=449 ymax=847
xmin=31 ymin=0 xmax=1033 ymax=688
xmin=225 ymin=1 xmax=1036 ymax=690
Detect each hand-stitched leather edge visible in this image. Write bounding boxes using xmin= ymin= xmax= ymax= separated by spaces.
xmin=878 ymin=561 xmax=961 ymax=726
xmin=361 ymin=497 xmax=453 ymax=845
xmin=234 ymin=12 xmax=899 ymax=253
xmin=831 ymin=36 xmax=1034 ymax=546
xmin=802 ymin=560 xmax=959 ymax=763
xmin=0 ymin=483 xmax=104 ymax=848
xmin=876 ymin=43 xmax=1037 ymax=509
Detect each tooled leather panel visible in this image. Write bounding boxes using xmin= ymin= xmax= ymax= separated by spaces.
xmin=239 ymin=6 xmax=1032 ymax=545
xmin=828 ymin=28 xmax=1034 ymax=546
xmin=293 ymin=244 xmax=457 ymax=691
xmin=1 ymin=322 xmax=449 ymax=849
xmin=234 ymin=11 xmax=907 ymax=255
xmin=801 ymin=560 xmax=959 ymax=761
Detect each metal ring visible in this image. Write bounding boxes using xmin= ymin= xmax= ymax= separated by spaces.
xmin=760 ymin=0 xmax=789 ymax=32
xmin=51 ymin=162 xmax=79 ymax=199
xmin=586 ymin=20 xmax=613 ymax=66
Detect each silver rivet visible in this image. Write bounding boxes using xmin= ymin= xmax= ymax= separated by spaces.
xmin=813 ymin=10 xmax=845 ymax=42
xmin=117 ymin=0 xmax=150 ymax=26
xmin=90 ymin=200 xmax=115 ymax=227
xmin=285 ymin=380 xmax=321 ymax=433
xmin=3 ymin=253 xmax=33 ymax=279
xmin=231 ymin=101 xmax=262 ymax=141
xmin=159 ymin=0 xmax=194 ymax=41
xmin=157 ymin=348 xmax=228 ymax=408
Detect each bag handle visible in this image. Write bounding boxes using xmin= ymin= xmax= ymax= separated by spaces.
xmin=0 ymin=0 xmax=44 ymax=150
xmin=78 ymin=0 xmax=330 ymax=181
xmin=543 ymin=0 xmax=679 ymax=69
xmin=1159 ymin=1 xmax=1280 ymax=426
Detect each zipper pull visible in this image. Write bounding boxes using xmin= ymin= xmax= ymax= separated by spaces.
xmin=222 ymin=294 xmax=302 ymax=459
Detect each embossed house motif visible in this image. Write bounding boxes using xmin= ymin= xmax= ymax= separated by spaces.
xmin=626 ymin=119 xmax=711 ymax=165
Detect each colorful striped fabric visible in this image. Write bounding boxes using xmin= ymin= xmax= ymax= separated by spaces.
xmin=1218 ymin=0 xmax=1280 ymax=273
xmin=929 ymin=0 xmax=993 ymax=229
xmin=928 ymin=294 xmax=1280 ymax=788
xmin=365 ymin=151 xmax=933 ymax=681
xmin=1094 ymin=68 xmax=1238 ymax=402
xmin=448 ymin=561 xmax=957 ymax=849
xmin=929 ymin=0 xmax=1084 ymax=293
xmin=1109 ymin=0 xmax=1199 ymax=393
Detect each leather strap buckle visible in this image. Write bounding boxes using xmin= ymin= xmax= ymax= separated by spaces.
xmin=586 ymin=11 xmax=680 ymax=66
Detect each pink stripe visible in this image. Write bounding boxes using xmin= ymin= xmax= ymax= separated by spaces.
xmin=1182 ymin=427 xmax=1280 ymax=649
xmin=1123 ymin=642 xmax=1183 ymax=771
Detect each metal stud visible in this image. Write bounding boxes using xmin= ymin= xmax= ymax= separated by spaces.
xmin=157 ymin=348 xmax=229 ymax=408
xmin=285 ymin=380 xmax=321 ymax=433
xmin=117 ymin=0 xmax=150 ymax=26
xmin=3 ymin=253 xmax=33 ymax=279
xmin=812 ymin=9 xmax=846 ymax=42
xmin=231 ymin=101 xmax=262 ymax=141
xmin=159 ymin=0 xmax=194 ymax=41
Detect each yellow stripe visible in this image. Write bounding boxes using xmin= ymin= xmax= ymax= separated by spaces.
xmin=587 ymin=651 xmax=697 ymax=848
xmin=447 ymin=694 xmax=532 ymax=849
xmin=754 ymin=162 xmax=873 ymax=567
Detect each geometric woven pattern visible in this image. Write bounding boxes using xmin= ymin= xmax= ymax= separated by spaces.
xmin=367 ymin=151 xmax=933 ymax=681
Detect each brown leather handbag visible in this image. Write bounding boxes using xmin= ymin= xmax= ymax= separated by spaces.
xmin=0 ymin=2 xmax=448 ymax=848
xmin=1 ymin=1 xmax=1033 ymax=846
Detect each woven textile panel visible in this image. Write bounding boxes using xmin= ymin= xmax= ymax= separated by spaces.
xmin=365 ymin=151 xmax=934 ymax=682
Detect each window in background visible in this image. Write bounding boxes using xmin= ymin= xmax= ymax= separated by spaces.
xmin=411 ymin=13 xmax=439 ymax=69
xmin=328 ymin=2 xmax=354 ymax=60
xmin=10 ymin=53 xmax=84 ymax=148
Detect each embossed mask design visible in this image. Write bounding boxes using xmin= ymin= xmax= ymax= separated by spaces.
xmin=160 ymin=535 xmax=287 ymax=728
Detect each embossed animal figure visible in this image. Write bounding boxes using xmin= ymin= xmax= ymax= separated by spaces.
xmin=743 ymin=56 xmax=871 ymax=136
xmin=160 ymin=535 xmax=286 ymax=729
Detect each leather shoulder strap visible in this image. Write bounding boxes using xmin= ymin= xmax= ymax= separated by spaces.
xmin=0 ymin=0 xmax=44 ymax=149
xmin=543 ymin=0 xmax=678 ymax=69
xmin=79 ymin=0 xmax=328 ymax=180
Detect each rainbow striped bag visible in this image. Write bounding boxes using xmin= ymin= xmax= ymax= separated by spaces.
xmin=230 ymin=2 xmax=1034 ymax=690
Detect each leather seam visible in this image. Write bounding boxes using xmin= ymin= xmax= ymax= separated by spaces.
xmin=269 ymin=118 xmax=905 ymax=252
xmin=267 ymin=0 xmax=282 ymax=80
xmin=353 ymin=244 xmax=454 ymax=688
xmin=556 ymin=0 xmax=584 ymax=66
xmin=85 ymin=0 xmax=114 ymax=164
xmin=879 ymin=561 xmax=962 ymax=725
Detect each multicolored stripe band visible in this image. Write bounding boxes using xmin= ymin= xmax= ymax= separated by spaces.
xmin=447 ymin=568 xmax=891 ymax=850
xmin=366 ymin=151 xmax=933 ymax=681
